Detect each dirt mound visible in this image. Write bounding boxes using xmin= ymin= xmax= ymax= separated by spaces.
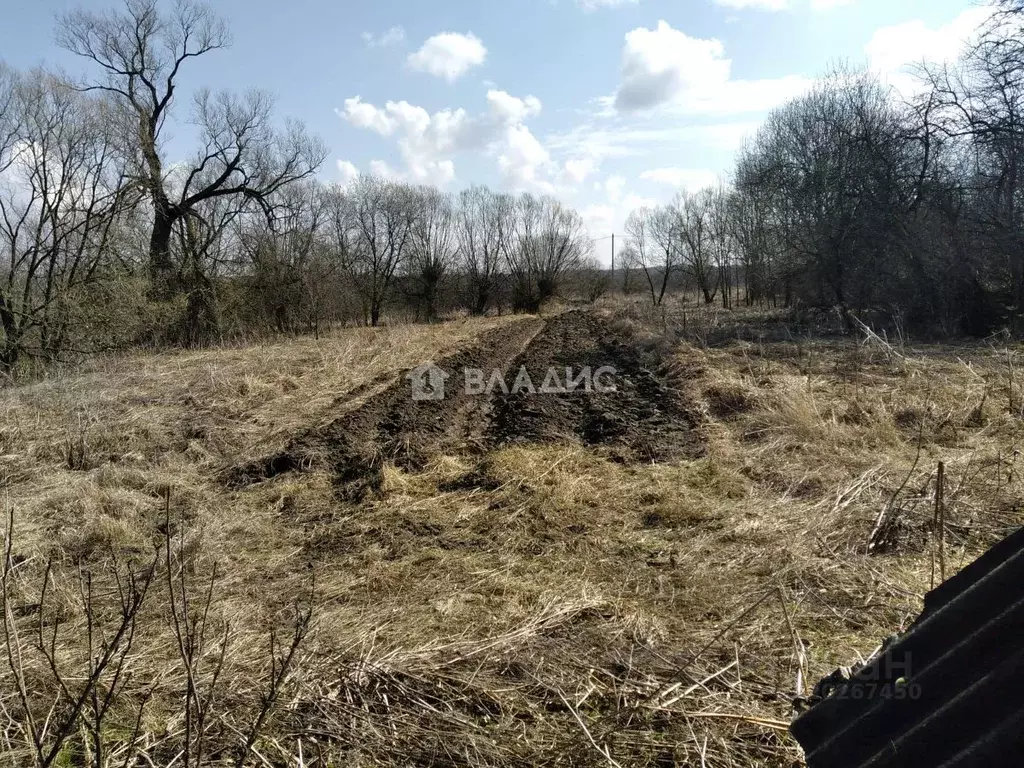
xmin=229 ymin=311 xmax=703 ymax=494
xmin=228 ymin=319 xmax=544 ymax=495
xmin=488 ymin=312 xmax=703 ymax=463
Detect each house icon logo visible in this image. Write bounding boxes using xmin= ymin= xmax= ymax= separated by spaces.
xmin=407 ymin=362 xmax=450 ymax=402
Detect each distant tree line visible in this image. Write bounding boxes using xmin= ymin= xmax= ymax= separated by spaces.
xmin=0 ymin=0 xmax=594 ymax=377
xmin=10 ymin=1 xmax=1024 ymax=377
xmin=620 ymin=1 xmax=1024 ymax=337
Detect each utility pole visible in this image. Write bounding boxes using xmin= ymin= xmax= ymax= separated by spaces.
xmin=611 ymin=233 xmax=615 ymax=280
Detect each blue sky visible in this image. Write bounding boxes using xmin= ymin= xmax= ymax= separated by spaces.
xmin=0 ymin=0 xmax=989 ymax=259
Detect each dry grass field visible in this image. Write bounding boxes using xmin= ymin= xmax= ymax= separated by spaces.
xmin=1 ymin=298 xmax=1022 ymax=766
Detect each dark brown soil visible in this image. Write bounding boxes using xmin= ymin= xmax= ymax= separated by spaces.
xmin=228 ymin=311 xmax=703 ymax=495
xmin=227 ymin=318 xmax=544 ymax=495
xmin=487 ymin=312 xmax=704 ymax=463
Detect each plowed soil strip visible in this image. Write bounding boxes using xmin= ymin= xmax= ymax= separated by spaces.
xmin=229 ymin=311 xmax=702 ymax=494
xmin=228 ymin=318 xmax=544 ymax=493
xmin=488 ymin=312 xmax=703 ymax=462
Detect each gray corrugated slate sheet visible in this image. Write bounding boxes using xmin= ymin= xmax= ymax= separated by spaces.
xmin=790 ymin=525 xmax=1024 ymax=767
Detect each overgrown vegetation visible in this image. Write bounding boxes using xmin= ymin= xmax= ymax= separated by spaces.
xmin=4 ymin=1 xmax=1024 ymax=765
xmin=0 ymin=1 xmax=596 ymax=378
xmin=624 ymin=3 xmax=1024 ymax=337
xmin=1 ymin=298 xmax=1022 ymax=765
xmin=8 ymin=3 xmax=1024 ymax=380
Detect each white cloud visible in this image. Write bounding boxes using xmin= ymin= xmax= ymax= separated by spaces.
xmin=675 ymin=74 xmax=812 ymax=116
xmin=363 ymin=157 xmax=457 ymax=185
xmin=418 ymin=160 xmax=456 ymax=186
xmin=498 ymin=124 xmax=554 ymax=193
xmin=338 ymin=97 xmax=470 ymax=185
xmin=338 ymin=90 xmax=550 ymax=189
xmin=408 ymin=32 xmax=487 ymax=82
xmin=576 ymin=0 xmax=640 ymax=10
xmin=336 ymin=159 xmax=360 ymax=186
xmin=866 ymin=7 xmax=993 ymax=95
xmin=546 ymin=121 xmax=760 ymax=166
xmin=562 ymin=157 xmax=599 ymax=185
xmin=368 ymin=159 xmax=398 ymax=179
xmin=621 ymin=192 xmax=659 ymax=213
xmin=487 ymin=90 xmax=542 ymax=124
xmin=612 ymin=20 xmax=809 ymax=115
xmin=615 ymin=21 xmax=731 ymax=113
xmin=810 ymin=0 xmax=855 ymax=9
xmin=580 ymin=178 xmax=658 ymax=248
xmin=580 ymin=204 xmax=616 ymax=238
xmin=362 ymin=26 xmax=406 ymax=48
xmin=712 ymin=0 xmax=789 ymax=10
xmin=604 ymin=175 xmax=626 ymax=203
xmin=338 ymin=96 xmax=399 ymax=135
xmin=640 ymin=167 xmax=719 ymax=190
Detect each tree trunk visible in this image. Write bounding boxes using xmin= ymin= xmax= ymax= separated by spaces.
xmin=473 ymin=286 xmax=490 ymax=316
xmin=0 ymin=301 xmax=18 ymax=377
xmin=180 ymin=284 xmax=220 ymax=346
xmin=0 ymin=345 xmax=16 ymax=378
xmin=657 ymin=273 xmax=669 ymax=306
xmin=149 ymin=202 xmax=180 ymax=300
xmin=537 ymin=277 xmax=556 ymax=304
xmin=422 ymin=278 xmax=440 ymax=321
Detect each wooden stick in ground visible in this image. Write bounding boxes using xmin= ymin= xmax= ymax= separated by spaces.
xmin=652 ymin=588 xmax=775 ymax=700
xmin=936 ymin=461 xmax=946 ymax=582
xmin=777 ymin=587 xmax=807 ymax=698
xmin=680 ymin=712 xmax=791 ymax=731
xmin=850 ymin=314 xmax=906 ymax=362
xmin=558 ymin=691 xmax=623 ymax=768
xmin=658 ymin=660 xmax=739 ymax=708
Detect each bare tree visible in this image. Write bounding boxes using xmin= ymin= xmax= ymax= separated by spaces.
xmin=173 ymin=187 xmax=247 ymax=345
xmin=235 ymin=181 xmax=330 ymax=335
xmin=506 ymin=193 xmax=589 ymax=311
xmin=727 ymin=182 xmax=778 ymax=307
xmin=57 ymin=0 xmax=326 ymax=305
xmin=672 ymin=190 xmax=718 ymax=305
xmin=924 ymin=10 xmax=1024 ymax=331
xmin=457 ymin=185 xmax=511 ymax=315
xmin=536 ymin=198 xmax=590 ymax=304
xmin=577 ymin=256 xmax=610 ymax=303
xmin=348 ymin=176 xmax=416 ymax=326
xmin=624 ymin=206 xmax=675 ymax=306
xmin=707 ymin=185 xmax=735 ymax=309
xmin=0 ymin=68 xmax=135 ymax=375
xmin=406 ymin=187 xmax=458 ymax=321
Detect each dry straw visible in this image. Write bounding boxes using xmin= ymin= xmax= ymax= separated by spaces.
xmin=0 ymin=300 xmax=1021 ymax=765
